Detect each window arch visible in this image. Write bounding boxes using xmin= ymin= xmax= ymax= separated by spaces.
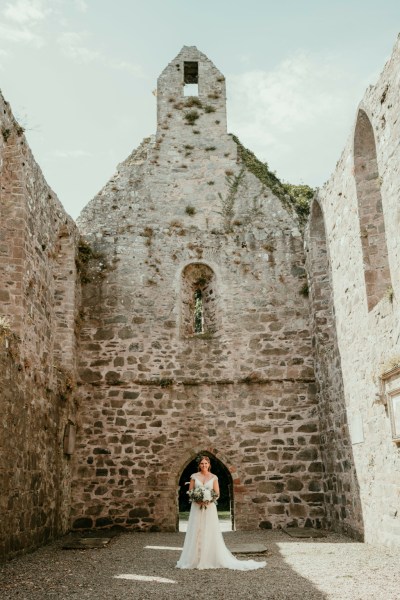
xmin=354 ymin=109 xmax=391 ymax=311
xmin=181 ymin=263 xmax=217 ymax=336
xmin=308 ymin=200 xmax=334 ymax=350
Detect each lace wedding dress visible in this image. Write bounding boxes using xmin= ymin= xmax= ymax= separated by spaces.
xmin=176 ymin=474 xmax=266 ymax=570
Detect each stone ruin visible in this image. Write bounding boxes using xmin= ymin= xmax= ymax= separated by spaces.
xmin=1 ymin=42 xmax=399 ymax=561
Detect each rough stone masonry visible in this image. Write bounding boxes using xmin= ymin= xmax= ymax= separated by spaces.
xmin=72 ymin=46 xmax=327 ymax=535
xmin=1 ymin=41 xmax=400 ymax=561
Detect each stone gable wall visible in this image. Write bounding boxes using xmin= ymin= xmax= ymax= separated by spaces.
xmin=0 ymin=93 xmax=80 ymax=560
xmin=72 ymin=47 xmax=325 ymax=532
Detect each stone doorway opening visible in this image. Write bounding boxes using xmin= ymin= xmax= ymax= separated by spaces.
xmin=178 ymin=452 xmax=234 ymax=532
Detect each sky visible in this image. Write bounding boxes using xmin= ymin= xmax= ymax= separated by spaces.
xmin=0 ymin=0 xmax=400 ymax=220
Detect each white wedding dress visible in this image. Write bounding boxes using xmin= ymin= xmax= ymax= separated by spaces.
xmin=176 ymin=474 xmax=266 ymax=570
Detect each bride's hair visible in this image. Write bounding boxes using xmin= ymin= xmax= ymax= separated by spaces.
xmin=197 ymin=455 xmax=211 ymax=471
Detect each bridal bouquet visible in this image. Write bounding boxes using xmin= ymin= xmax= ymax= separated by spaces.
xmin=188 ymin=487 xmax=218 ymax=510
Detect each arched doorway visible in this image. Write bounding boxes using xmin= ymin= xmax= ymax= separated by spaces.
xmin=178 ymin=452 xmax=234 ymax=532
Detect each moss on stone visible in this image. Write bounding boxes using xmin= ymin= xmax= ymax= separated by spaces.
xmin=231 ymin=134 xmax=314 ymax=226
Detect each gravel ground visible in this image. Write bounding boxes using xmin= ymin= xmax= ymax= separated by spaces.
xmin=1 ymin=530 xmax=400 ymax=600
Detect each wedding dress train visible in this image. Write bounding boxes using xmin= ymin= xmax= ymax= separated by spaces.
xmin=176 ymin=474 xmax=266 ymax=570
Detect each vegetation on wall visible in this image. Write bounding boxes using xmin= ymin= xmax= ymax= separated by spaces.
xmin=75 ymin=238 xmax=105 ymax=284
xmin=1 ymin=127 xmax=11 ymax=142
xmin=218 ymin=169 xmax=245 ymax=232
xmin=231 ymin=134 xmax=314 ymax=225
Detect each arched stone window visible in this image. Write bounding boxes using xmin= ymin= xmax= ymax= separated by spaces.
xmin=354 ymin=109 xmax=391 ymax=311
xmin=181 ymin=263 xmax=217 ymax=337
xmin=308 ymin=200 xmax=334 ymax=351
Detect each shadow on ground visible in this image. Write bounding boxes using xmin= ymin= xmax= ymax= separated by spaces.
xmin=1 ymin=529 xmax=394 ymax=600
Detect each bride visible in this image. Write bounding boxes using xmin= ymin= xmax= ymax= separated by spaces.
xmin=176 ymin=455 xmax=266 ymax=570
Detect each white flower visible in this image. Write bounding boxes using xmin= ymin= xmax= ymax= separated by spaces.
xmin=203 ymin=489 xmax=212 ymax=502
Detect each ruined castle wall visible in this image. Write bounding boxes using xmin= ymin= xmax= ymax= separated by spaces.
xmin=310 ymin=38 xmax=400 ymax=547
xmin=0 ymin=93 xmax=79 ymax=560
xmin=305 ymin=201 xmax=364 ymax=540
xmin=72 ymin=47 xmax=324 ymax=532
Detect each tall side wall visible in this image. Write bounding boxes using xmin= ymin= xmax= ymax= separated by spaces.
xmin=305 ymin=201 xmax=364 ymax=539
xmin=0 ymin=93 xmax=80 ymax=561
xmin=312 ymin=38 xmax=400 ymax=547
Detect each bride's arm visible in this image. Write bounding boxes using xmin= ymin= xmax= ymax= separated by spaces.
xmin=213 ymin=477 xmax=220 ymax=499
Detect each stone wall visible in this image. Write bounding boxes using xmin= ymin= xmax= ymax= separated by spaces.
xmin=71 ymin=47 xmax=325 ymax=532
xmin=307 ymin=37 xmax=400 ymax=547
xmin=4 ymin=38 xmax=400 ymax=556
xmin=305 ymin=201 xmax=364 ymax=539
xmin=0 ymin=92 xmax=80 ymax=560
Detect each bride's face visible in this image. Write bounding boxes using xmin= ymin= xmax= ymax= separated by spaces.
xmin=199 ymin=458 xmax=210 ymax=472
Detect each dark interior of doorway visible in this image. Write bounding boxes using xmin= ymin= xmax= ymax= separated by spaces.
xmin=178 ymin=452 xmax=234 ymax=530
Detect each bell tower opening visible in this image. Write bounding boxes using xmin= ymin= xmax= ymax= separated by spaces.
xmin=178 ymin=452 xmax=234 ymax=532
xmin=184 ymin=61 xmax=199 ymax=96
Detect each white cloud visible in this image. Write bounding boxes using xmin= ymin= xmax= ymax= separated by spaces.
xmin=0 ymin=0 xmax=52 ymax=50
xmin=3 ymin=0 xmax=51 ymax=24
xmin=0 ymin=22 xmax=45 ymax=47
xmin=58 ymin=31 xmax=143 ymax=76
xmin=228 ymin=51 xmax=365 ymax=185
xmin=107 ymin=59 xmax=144 ymax=77
xmin=58 ymin=31 xmax=99 ymax=63
xmin=73 ymin=0 xmax=88 ymax=12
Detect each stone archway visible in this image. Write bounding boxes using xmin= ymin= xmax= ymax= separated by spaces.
xmin=177 ymin=451 xmax=234 ymax=531
xmin=354 ymin=108 xmax=391 ymax=311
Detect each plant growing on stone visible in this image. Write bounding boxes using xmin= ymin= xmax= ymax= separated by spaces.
xmin=386 ymin=286 xmax=394 ymax=304
xmin=231 ymin=134 xmax=314 ymax=226
xmin=1 ymin=127 xmax=11 ymax=142
xmin=185 ymin=97 xmax=202 ymax=108
xmin=299 ymin=282 xmax=309 ymax=297
xmin=185 ymin=205 xmax=196 ymax=216
xmin=217 ymin=168 xmax=245 ymax=233
xmin=76 ymin=239 xmax=94 ymax=283
xmin=204 ymin=105 xmax=216 ymax=113
xmin=143 ymin=226 xmax=154 ymax=247
xmin=159 ymin=378 xmax=173 ymax=388
xmin=247 ymin=189 xmax=265 ymax=221
xmin=169 ymin=219 xmax=183 ymax=228
xmin=75 ymin=238 xmax=105 ymax=284
xmin=184 ymin=110 xmax=200 ymax=125
xmin=282 ymin=183 xmax=314 ymax=223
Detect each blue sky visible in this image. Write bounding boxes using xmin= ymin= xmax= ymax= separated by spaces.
xmin=1 ymin=0 xmax=399 ymax=219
